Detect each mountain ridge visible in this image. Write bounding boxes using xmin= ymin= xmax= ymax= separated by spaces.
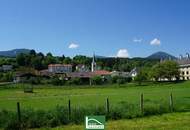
xmin=0 ymin=49 xmax=177 ymax=60
xmin=147 ymin=51 xmax=177 ymax=60
xmin=0 ymin=49 xmax=31 ymax=57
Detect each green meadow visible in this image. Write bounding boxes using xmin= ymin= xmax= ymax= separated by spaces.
xmin=0 ymin=81 xmax=190 ymax=111
xmin=33 ymin=112 xmax=190 ymax=130
xmin=0 ymin=81 xmax=190 ymax=129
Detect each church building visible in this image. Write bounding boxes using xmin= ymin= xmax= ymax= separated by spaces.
xmin=91 ymin=53 xmax=96 ymax=72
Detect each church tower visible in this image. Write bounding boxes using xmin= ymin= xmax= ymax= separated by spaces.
xmin=91 ymin=53 xmax=96 ymax=72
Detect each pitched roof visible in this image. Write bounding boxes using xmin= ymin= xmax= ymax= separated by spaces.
xmin=48 ymin=64 xmax=72 ymax=67
xmin=67 ymin=72 xmax=93 ymax=78
xmin=93 ymin=70 xmax=111 ymax=75
xmin=177 ymin=58 xmax=190 ymax=66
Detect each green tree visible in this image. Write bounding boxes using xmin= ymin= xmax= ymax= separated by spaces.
xmin=16 ymin=53 xmax=26 ymax=66
xmin=29 ymin=50 xmax=36 ymax=56
xmin=135 ymin=68 xmax=148 ymax=85
xmin=63 ymin=57 xmax=72 ymax=64
xmin=91 ymin=76 xmax=102 ymax=85
xmin=150 ymin=61 xmax=180 ymax=81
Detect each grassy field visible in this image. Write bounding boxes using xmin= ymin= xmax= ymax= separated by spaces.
xmin=0 ymin=82 xmax=190 ymax=129
xmin=0 ymin=81 xmax=190 ymax=111
xmin=33 ymin=112 xmax=190 ymax=130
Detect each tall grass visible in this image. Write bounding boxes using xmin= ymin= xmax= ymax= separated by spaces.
xmin=1 ymin=100 xmax=185 ymax=130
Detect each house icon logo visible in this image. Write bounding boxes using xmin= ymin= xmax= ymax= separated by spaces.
xmin=85 ymin=116 xmax=105 ymax=130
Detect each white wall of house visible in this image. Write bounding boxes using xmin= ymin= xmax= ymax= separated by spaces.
xmin=2 ymin=65 xmax=13 ymax=71
xmin=48 ymin=64 xmax=72 ymax=73
xmin=179 ymin=65 xmax=190 ymax=80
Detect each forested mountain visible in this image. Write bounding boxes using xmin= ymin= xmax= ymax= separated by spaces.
xmin=0 ymin=49 xmax=30 ymax=57
xmin=147 ymin=51 xmax=177 ymax=60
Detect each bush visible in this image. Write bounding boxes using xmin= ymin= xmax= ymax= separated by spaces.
xmin=51 ymin=76 xmax=65 ymax=86
xmin=27 ymin=77 xmax=41 ymax=85
xmin=0 ymin=101 xmax=181 ymax=129
xmin=91 ymin=76 xmax=102 ymax=85
xmin=0 ymin=110 xmax=15 ymax=128
xmin=111 ymin=76 xmax=119 ymax=83
xmin=112 ymin=76 xmax=132 ymax=85
xmin=116 ymin=78 xmax=126 ymax=85
xmin=67 ymin=78 xmax=82 ymax=85
xmin=125 ymin=77 xmax=132 ymax=82
xmin=4 ymin=120 xmax=21 ymax=130
xmin=0 ymin=72 xmax=14 ymax=82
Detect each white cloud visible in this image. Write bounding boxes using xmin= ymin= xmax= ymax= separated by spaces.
xmin=150 ymin=38 xmax=161 ymax=46
xmin=133 ymin=38 xmax=142 ymax=43
xmin=117 ymin=49 xmax=129 ymax=58
xmin=68 ymin=43 xmax=79 ymax=49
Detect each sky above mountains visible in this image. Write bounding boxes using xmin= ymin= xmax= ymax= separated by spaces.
xmin=0 ymin=0 xmax=190 ymax=57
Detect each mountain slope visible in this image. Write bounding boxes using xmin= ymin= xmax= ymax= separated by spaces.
xmin=147 ymin=51 xmax=177 ymax=60
xmin=0 ymin=49 xmax=30 ymax=57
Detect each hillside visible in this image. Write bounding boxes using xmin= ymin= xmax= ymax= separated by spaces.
xmin=0 ymin=49 xmax=30 ymax=57
xmin=147 ymin=51 xmax=177 ymax=60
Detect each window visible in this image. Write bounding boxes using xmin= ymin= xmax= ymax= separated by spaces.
xmin=187 ymin=71 xmax=189 ymax=75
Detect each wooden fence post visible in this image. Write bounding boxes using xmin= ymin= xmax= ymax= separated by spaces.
xmin=106 ymin=98 xmax=110 ymax=114
xmin=68 ymin=99 xmax=71 ymax=121
xmin=170 ymin=93 xmax=174 ymax=112
xmin=17 ymin=102 xmax=21 ymax=122
xmin=140 ymin=93 xmax=144 ymax=115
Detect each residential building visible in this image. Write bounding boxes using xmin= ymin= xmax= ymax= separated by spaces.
xmin=76 ymin=64 xmax=89 ymax=72
xmin=130 ymin=67 xmax=138 ymax=78
xmin=177 ymin=53 xmax=190 ymax=80
xmin=14 ymin=72 xmax=36 ymax=83
xmin=48 ymin=64 xmax=72 ymax=73
xmin=1 ymin=65 xmax=13 ymax=71
xmin=67 ymin=72 xmax=93 ymax=79
xmin=92 ymin=70 xmax=111 ymax=81
xmin=111 ymin=68 xmax=138 ymax=79
xmin=111 ymin=71 xmax=130 ymax=78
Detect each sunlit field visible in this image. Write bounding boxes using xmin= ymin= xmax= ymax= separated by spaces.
xmin=33 ymin=112 xmax=190 ymax=130
xmin=0 ymin=81 xmax=190 ymax=111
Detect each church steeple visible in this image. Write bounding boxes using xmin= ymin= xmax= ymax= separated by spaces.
xmin=91 ymin=52 xmax=96 ymax=72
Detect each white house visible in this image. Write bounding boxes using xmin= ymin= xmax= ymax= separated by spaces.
xmin=48 ymin=64 xmax=72 ymax=73
xmin=76 ymin=64 xmax=89 ymax=72
xmin=0 ymin=65 xmax=13 ymax=71
xmin=177 ymin=53 xmax=190 ymax=80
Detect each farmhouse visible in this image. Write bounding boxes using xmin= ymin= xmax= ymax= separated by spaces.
xmin=14 ymin=72 xmax=36 ymax=83
xmin=0 ymin=65 xmax=13 ymax=72
xmin=48 ymin=64 xmax=72 ymax=73
xmin=75 ymin=64 xmax=89 ymax=72
xmin=111 ymin=67 xmax=138 ymax=79
xmin=177 ymin=53 xmax=190 ymax=80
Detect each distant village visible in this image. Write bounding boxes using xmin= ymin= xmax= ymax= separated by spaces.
xmin=13 ymin=54 xmax=138 ymax=84
xmin=0 ymin=51 xmax=190 ymax=85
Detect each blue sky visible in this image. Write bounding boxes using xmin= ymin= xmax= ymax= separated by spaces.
xmin=0 ymin=0 xmax=190 ymax=57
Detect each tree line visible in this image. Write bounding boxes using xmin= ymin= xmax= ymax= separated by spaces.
xmin=15 ymin=50 xmax=159 ymax=71
xmin=135 ymin=60 xmax=180 ymax=84
xmin=0 ymin=50 xmax=180 ymax=83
